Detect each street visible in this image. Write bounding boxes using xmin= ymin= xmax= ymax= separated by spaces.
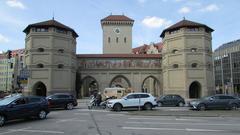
xmin=1 ymin=102 xmax=240 ymax=135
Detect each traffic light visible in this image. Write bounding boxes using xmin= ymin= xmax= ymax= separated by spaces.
xmin=6 ymin=50 xmax=12 ymax=59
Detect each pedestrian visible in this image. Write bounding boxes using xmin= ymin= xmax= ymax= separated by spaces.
xmin=96 ymin=92 xmax=102 ymax=106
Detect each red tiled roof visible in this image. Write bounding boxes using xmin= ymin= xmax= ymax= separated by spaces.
xmin=160 ymin=19 xmax=214 ymax=38
xmin=77 ymin=54 xmax=161 ymax=58
xmin=23 ymin=19 xmax=78 ymax=37
xmin=101 ymin=15 xmax=134 ymax=22
xmin=132 ymin=42 xmax=163 ymax=54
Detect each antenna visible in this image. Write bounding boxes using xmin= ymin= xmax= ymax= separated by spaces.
xmin=52 ymin=11 xmax=55 ymax=20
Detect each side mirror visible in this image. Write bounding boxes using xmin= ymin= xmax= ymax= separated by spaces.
xmin=9 ymin=102 xmax=16 ymax=108
xmin=209 ymin=97 xmax=213 ymax=101
xmin=123 ymin=97 xmax=127 ymax=100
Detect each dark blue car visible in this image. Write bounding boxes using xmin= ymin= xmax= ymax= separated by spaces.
xmin=0 ymin=95 xmax=50 ymax=126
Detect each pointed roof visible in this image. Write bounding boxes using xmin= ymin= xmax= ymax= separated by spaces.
xmin=101 ymin=15 xmax=134 ymax=22
xmin=160 ymin=19 xmax=214 ymax=38
xmin=23 ymin=19 xmax=78 ymax=37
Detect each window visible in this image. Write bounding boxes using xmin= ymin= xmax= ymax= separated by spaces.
xmin=56 ymin=28 xmax=67 ymax=34
xmin=116 ymin=37 xmax=119 ymax=43
xmin=127 ymin=95 xmax=135 ymax=99
xmin=172 ymin=49 xmax=178 ymax=54
xmin=124 ymin=37 xmax=126 ymax=43
xmin=58 ymin=49 xmax=64 ymax=53
xmin=58 ymin=64 xmax=64 ymax=69
xmin=108 ymin=37 xmax=111 ymax=43
xmin=37 ymin=64 xmax=44 ymax=68
xmin=38 ymin=48 xmax=44 ymax=52
xmin=36 ymin=28 xmax=48 ymax=32
xmin=29 ymin=97 xmax=41 ymax=103
xmin=173 ymin=64 xmax=179 ymax=68
xmin=191 ymin=63 xmax=198 ymax=68
xmin=140 ymin=94 xmax=150 ymax=98
xmin=191 ymin=48 xmax=197 ymax=52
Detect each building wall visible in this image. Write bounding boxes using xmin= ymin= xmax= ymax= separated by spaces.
xmin=162 ymin=27 xmax=214 ymax=98
xmin=102 ymin=23 xmax=132 ymax=54
xmin=25 ymin=27 xmax=77 ymax=96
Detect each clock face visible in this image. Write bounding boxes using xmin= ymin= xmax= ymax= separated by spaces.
xmin=114 ymin=28 xmax=120 ymax=34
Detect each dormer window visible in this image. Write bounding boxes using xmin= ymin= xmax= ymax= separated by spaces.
xmin=38 ymin=48 xmax=44 ymax=52
xmin=37 ymin=64 xmax=44 ymax=68
xmin=35 ymin=28 xmax=48 ymax=32
xmin=56 ymin=28 xmax=67 ymax=34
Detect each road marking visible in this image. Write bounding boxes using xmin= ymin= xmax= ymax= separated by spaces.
xmin=18 ymin=129 xmax=64 ymax=134
xmin=74 ymin=113 xmax=90 ymax=115
xmin=122 ymin=127 xmax=224 ymax=132
xmin=56 ymin=118 xmax=86 ymax=123
xmin=128 ymin=117 xmax=173 ymax=120
xmin=0 ymin=127 xmax=31 ymax=135
xmin=125 ymin=121 xmax=239 ymax=126
xmin=175 ymin=118 xmax=204 ymax=121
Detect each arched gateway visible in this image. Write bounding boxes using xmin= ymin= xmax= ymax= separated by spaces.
xmin=79 ymin=76 xmax=99 ymax=98
xmin=189 ymin=81 xmax=201 ymax=98
xmin=33 ymin=82 xmax=47 ymax=96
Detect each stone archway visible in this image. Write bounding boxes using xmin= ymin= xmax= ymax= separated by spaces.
xmin=109 ymin=75 xmax=131 ymax=89
xmin=80 ymin=76 xmax=99 ymax=97
xmin=189 ymin=81 xmax=201 ymax=98
xmin=33 ymin=82 xmax=47 ymax=96
xmin=141 ymin=76 xmax=161 ymax=96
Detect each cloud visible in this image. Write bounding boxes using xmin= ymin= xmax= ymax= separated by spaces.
xmin=178 ymin=7 xmax=191 ymax=14
xmin=0 ymin=34 xmax=9 ymax=43
xmin=142 ymin=16 xmax=172 ymax=28
xmin=6 ymin=0 xmax=26 ymax=9
xmin=200 ymin=4 xmax=219 ymax=12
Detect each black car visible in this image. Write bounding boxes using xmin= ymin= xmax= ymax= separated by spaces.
xmin=157 ymin=94 xmax=185 ymax=107
xmin=189 ymin=94 xmax=240 ymax=111
xmin=46 ymin=93 xmax=78 ymax=110
xmin=0 ymin=95 xmax=49 ymax=126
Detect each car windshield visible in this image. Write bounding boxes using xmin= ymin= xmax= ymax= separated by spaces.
xmin=200 ymin=96 xmax=211 ymax=100
xmin=0 ymin=96 xmax=18 ymax=106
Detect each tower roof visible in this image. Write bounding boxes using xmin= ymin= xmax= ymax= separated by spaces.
xmin=160 ymin=19 xmax=214 ymax=38
xmin=23 ymin=19 xmax=78 ymax=37
xmin=101 ymin=15 xmax=134 ymax=22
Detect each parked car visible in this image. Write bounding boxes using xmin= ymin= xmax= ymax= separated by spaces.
xmin=46 ymin=93 xmax=78 ymax=110
xmin=189 ymin=94 xmax=240 ymax=111
xmin=107 ymin=93 xmax=157 ymax=111
xmin=157 ymin=94 xmax=185 ymax=107
xmin=0 ymin=95 xmax=49 ymax=126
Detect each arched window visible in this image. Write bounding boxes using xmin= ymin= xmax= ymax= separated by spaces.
xmin=38 ymin=48 xmax=44 ymax=52
xmin=108 ymin=37 xmax=111 ymax=43
xmin=191 ymin=63 xmax=198 ymax=68
xmin=37 ymin=63 xmax=44 ymax=68
xmin=58 ymin=64 xmax=64 ymax=69
xmin=124 ymin=37 xmax=127 ymax=43
xmin=173 ymin=64 xmax=179 ymax=68
xmin=116 ymin=37 xmax=119 ymax=43
xmin=191 ymin=48 xmax=197 ymax=52
xmin=172 ymin=49 xmax=178 ymax=54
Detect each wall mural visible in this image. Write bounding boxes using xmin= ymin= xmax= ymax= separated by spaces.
xmin=78 ymin=59 xmax=161 ymax=69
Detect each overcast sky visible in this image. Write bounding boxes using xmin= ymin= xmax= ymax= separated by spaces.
xmin=0 ymin=0 xmax=239 ymax=54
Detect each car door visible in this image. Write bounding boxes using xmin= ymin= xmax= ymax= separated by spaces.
xmin=48 ymin=95 xmax=60 ymax=107
xmin=27 ymin=97 xmax=41 ymax=115
xmin=5 ymin=97 xmax=29 ymax=119
xmin=162 ymin=95 xmax=172 ymax=106
xmin=207 ymin=96 xmax=221 ymax=109
xmin=218 ymin=96 xmax=231 ymax=109
xmin=122 ymin=94 xmax=139 ymax=107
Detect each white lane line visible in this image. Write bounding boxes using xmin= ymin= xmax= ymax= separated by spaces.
xmin=175 ymin=118 xmax=204 ymax=121
xmin=74 ymin=113 xmax=90 ymax=115
xmin=128 ymin=117 xmax=173 ymax=120
xmin=106 ymin=114 xmax=125 ymax=116
xmin=122 ymin=127 xmax=224 ymax=132
xmin=18 ymin=129 xmax=64 ymax=134
xmin=0 ymin=127 xmax=31 ymax=135
xmin=125 ymin=121 xmax=239 ymax=126
xmin=56 ymin=118 xmax=86 ymax=123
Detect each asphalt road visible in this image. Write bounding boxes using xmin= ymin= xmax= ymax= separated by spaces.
xmin=1 ymin=105 xmax=240 ymax=135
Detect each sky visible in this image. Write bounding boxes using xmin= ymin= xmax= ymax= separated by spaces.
xmin=0 ymin=0 xmax=239 ymax=54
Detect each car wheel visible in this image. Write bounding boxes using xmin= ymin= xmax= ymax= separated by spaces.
xmin=198 ymin=104 xmax=206 ymax=111
xmin=113 ymin=104 xmax=122 ymax=112
xmin=144 ymin=103 xmax=152 ymax=110
xmin=66 ymin=103 xmax=74 ymax=110
xmin=0 ymin=115 xmax=5 ymax=127
xmin=157 ymin=102 xmax=163 ymax=107
xmin=38 ymin=110 xmax=47 ymax=120
xmin=178 ymin=102 xmax=184 ymax=107
xmin=230 ymin=103 xmax=238 ymax=110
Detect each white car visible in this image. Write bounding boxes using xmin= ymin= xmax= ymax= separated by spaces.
xmin=107 ymin=93 xmax=157 ymax=111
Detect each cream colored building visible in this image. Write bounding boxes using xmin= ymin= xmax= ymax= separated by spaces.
xmin=23 ymin=15 xmax=214 ymax=99
xmin=161 ymin=19 xmax=214 ymax=98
